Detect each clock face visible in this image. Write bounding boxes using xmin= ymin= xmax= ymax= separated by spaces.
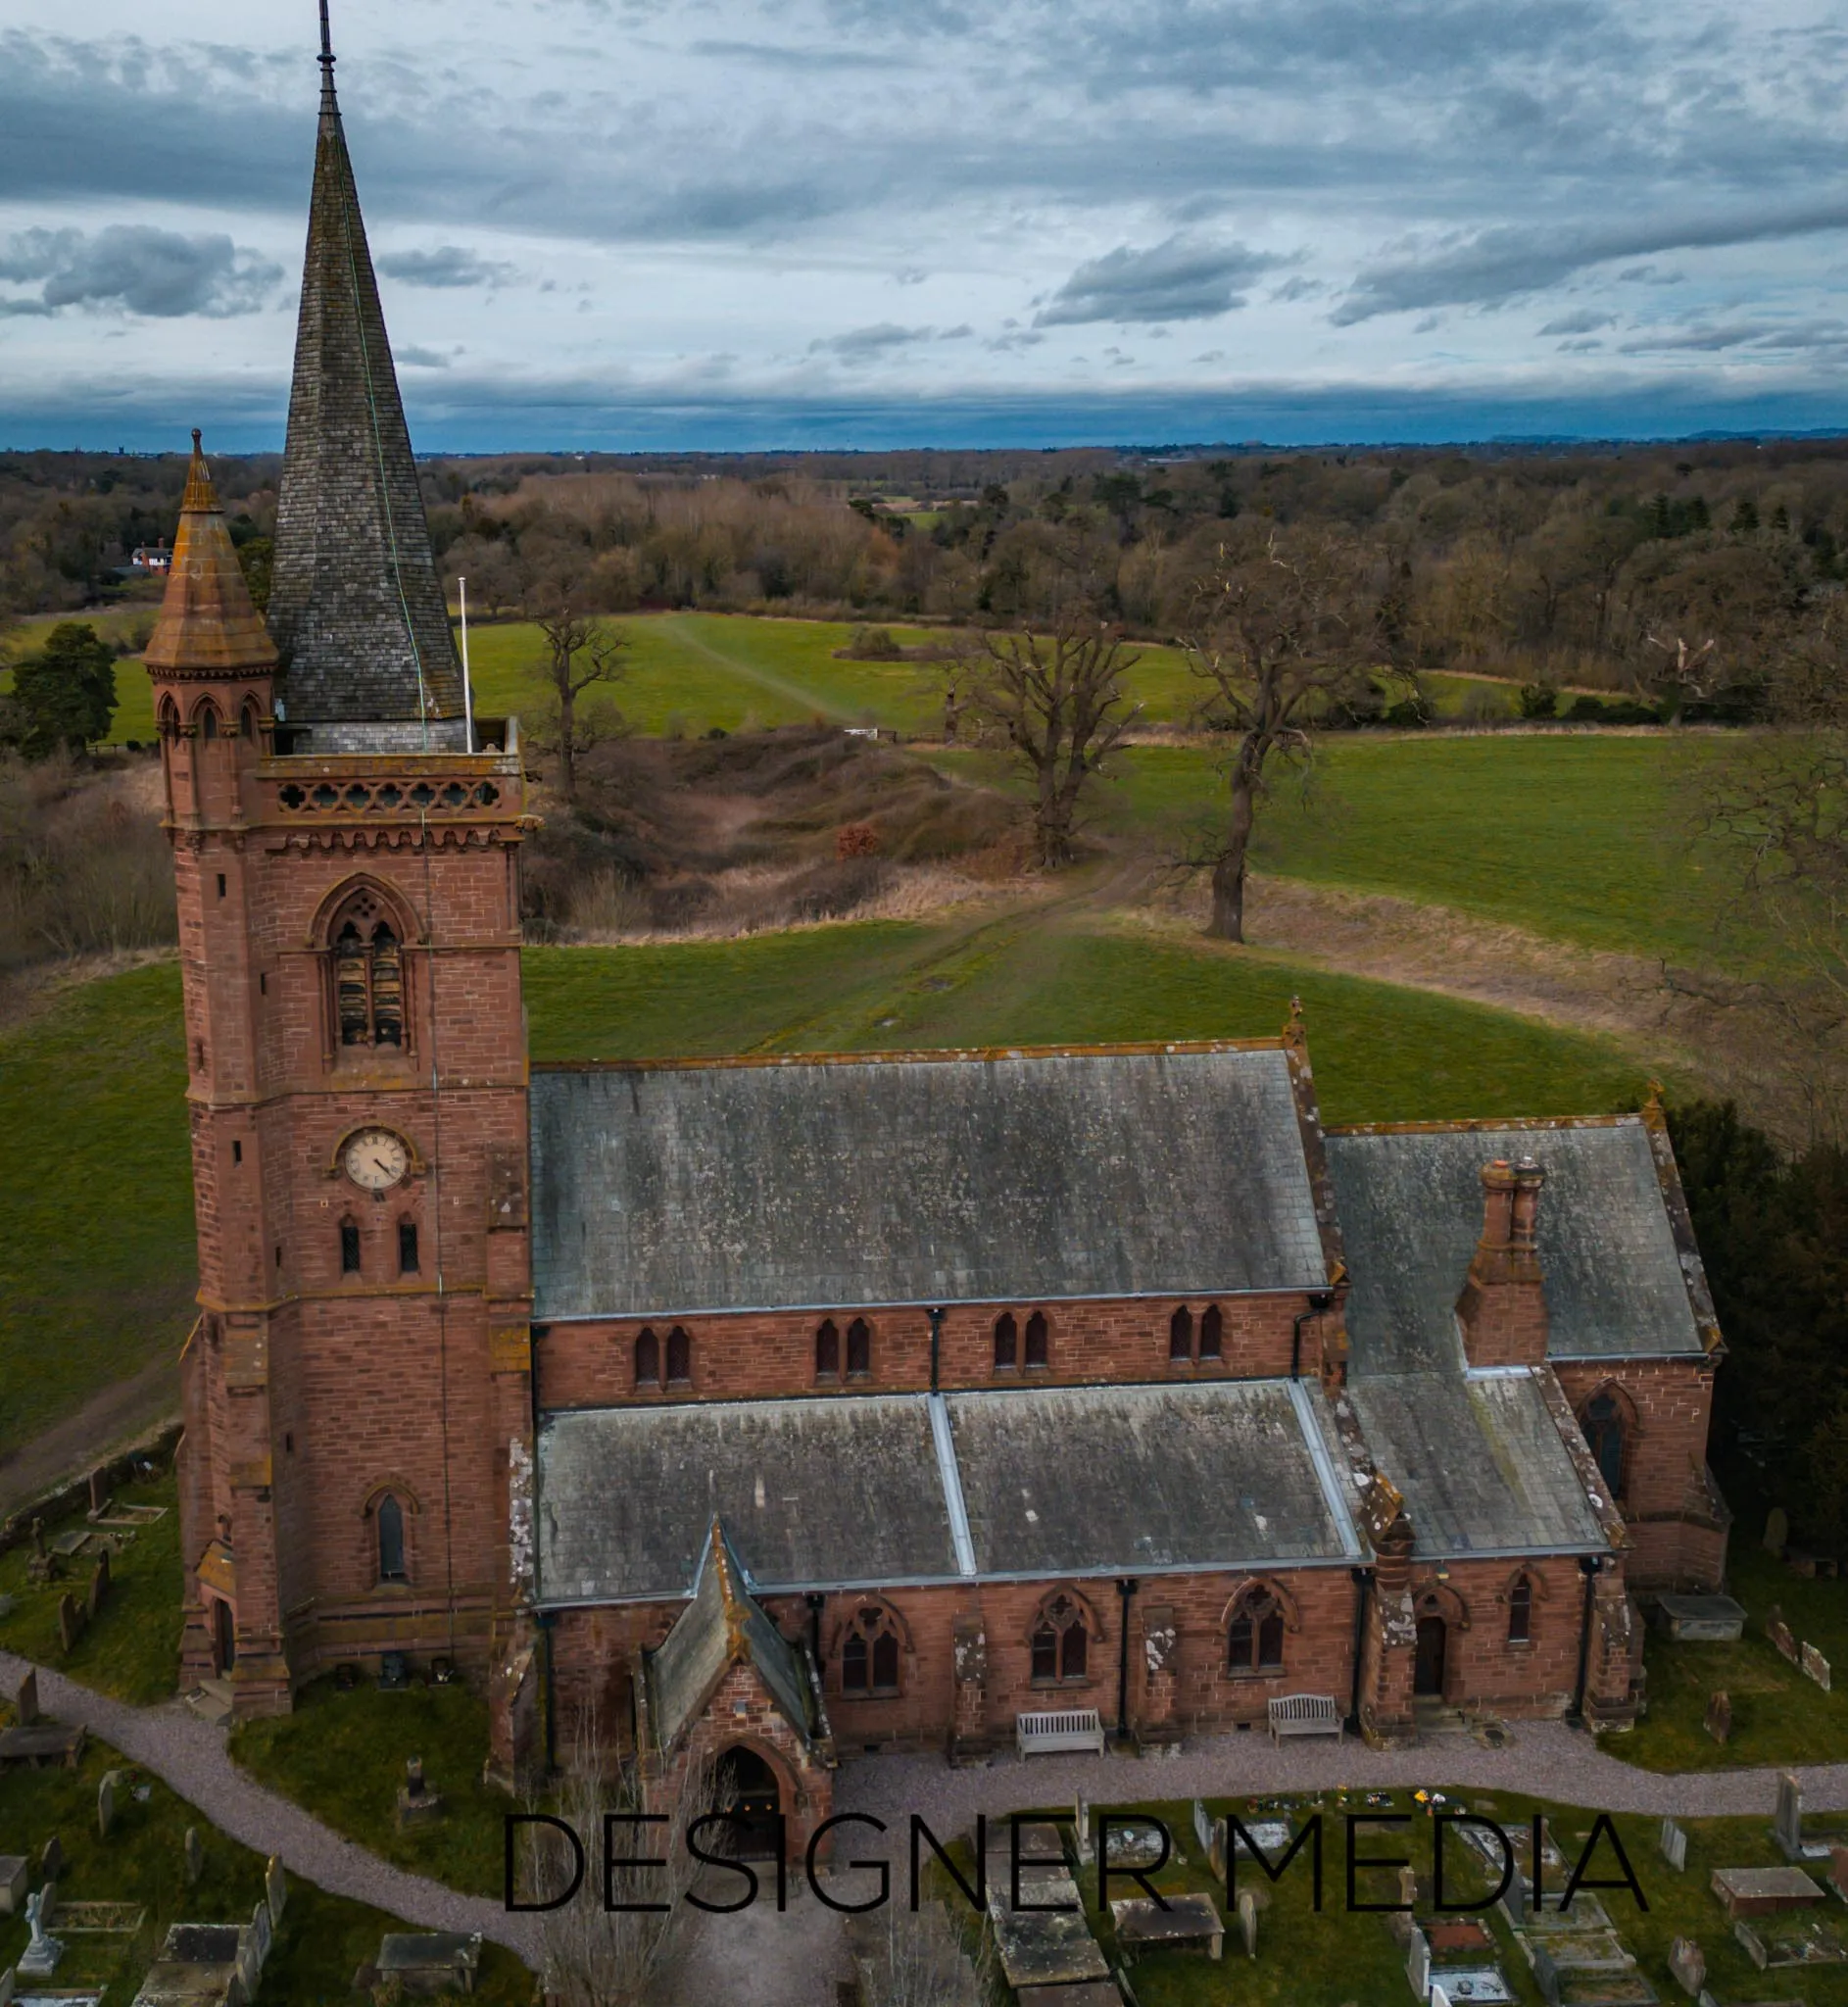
xmin=343 ymin=1127 xmax=411 ymax=1194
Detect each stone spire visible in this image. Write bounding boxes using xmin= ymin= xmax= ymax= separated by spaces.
xmin=266 ymin=2 xmax=464 ymax=746
xmin=145 ymin=431 xmax=279 ymax=679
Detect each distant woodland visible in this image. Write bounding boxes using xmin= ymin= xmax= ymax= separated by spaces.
xmin=8 ymin=438 xmax=1848 ymax=704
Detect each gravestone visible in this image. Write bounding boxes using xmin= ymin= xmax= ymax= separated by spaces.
xmin=88 ymin=1468 xmax=110 ymax=1516
xmin=1802 ymin=1642 xmax=1831 ymax=1690
xmin=1238 ymin=1886 xmax=1258 ymax=1960
xmin=20 ymin=1884 xmax=64 ymax=1977
xmin=1073 ymin=1795 xmax=1094 ymax=1865
xmin=1191 ymin=1799 xmax=1214 ymax=1868
xmin=396 ymin=1754 xmax=446 ymax=1831
xmin=0 ymin=1852 xmax=26 ymax=1914
xmin=266 ymin=1853 xmax=288 ymax=1927
xmin=1407 ymin=1923 xmax=1432 ymax=1998
xmin=1660 ymin=1818 xmax=1687 ymax=1872
xmin=377 ymin=1652 xmax=411 ymax=1691
xmin=1764 ymin=1506 xmax=1788 ymax=1556
xmin=1704 ymin=1690 xmax=1731 ymax=1744
xmin=41 ymin=1835 xmax=63 ymax=1881
xmin=97 ymin=1768 xmax=119 ymax=1839
xmin=0 ymin=1962 xmax=13 ymax=2007
xmin=1769 ymin=1613 xmax=1799 ymax=1663
xmin=1775 ymin=1773 xmax=1803 ymax=1859
xmin=86 ymin=1551 xmax=110 ymax=1622
xmin=25 ymin=1517 xmax=55 ymax=1584
xmin=1667 ymin=1936 xmax=1704 ymax=1997
xmin=58 ymin=1592 xmax=84 ymax=1653
xmin=183 ymin=1826 xmax=204 ymax=1885
xmin=1398 ymin=1864 xmax=1420 ymax=1912
xmin=15 ymin=1670 xmax=38 ymax=1727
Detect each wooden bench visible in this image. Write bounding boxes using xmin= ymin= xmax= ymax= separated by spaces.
xmin=1017 ymin=1708 xmax=1107 ymax=1758
xmin=1267 ymin=1693 xmax=1343 ymax=1742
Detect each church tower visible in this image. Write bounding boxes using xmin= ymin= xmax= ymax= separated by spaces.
xmin=159 ymin=13 xmax=533 ymax=1719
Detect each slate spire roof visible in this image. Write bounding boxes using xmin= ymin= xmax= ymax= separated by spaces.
xmin=144 ymin=431 xmax=278 ymax=680
xmin=266 ymin=3 xmax=465 ymax=741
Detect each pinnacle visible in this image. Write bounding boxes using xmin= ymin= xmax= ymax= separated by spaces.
xmin=144 ymin=430 xmax=278 ymax=679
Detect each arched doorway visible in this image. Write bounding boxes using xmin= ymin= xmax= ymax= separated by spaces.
xmin=715 ymin=1744 xmax=782 ymax=1859
xmin=213 ymin=1597 xmax=236 ymax=1675
xmin=1414 ymin=1614 xmax=1446 ymax=1698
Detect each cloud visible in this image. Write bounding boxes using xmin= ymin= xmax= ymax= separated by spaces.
xmin=396 ymin=345 xmax=454 ymax=368
xmin=807 ymin=321 xmax=935 ymax=360
xmin=375 ymin=246 xmax=514 ymax=289
xmin=0 ymin=224 xmax=280 ymax=318
xmin=1537 ymin=310 xmax=1616 ymax=336
xmin=1036 ymin=237 xmax=1287 ymax=326
xmin=1335 ymin=201 xmax=1848 ymax=322
xmin=1617 ymin=318 xmax=1848 ymax=356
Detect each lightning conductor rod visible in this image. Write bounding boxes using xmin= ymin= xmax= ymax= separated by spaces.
xmin=459 ymin=577 xmax=475 ymax=753
xmin=318 ymin=0 xmax=336 ymax=100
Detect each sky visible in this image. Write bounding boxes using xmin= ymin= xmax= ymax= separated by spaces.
xmin=1 ymin=0 xmax=1847 ymax=451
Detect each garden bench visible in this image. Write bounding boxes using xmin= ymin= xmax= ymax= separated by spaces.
xmin=1267 ymin=1693 xmax=1343 ymax=1741
xmin=1016 ymin=1707 xmax=1107 ymax=1758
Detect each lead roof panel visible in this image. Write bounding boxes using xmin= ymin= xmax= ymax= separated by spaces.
xmin=1326 ymin=1120 xmax=1700 ymax=1369
xmin=529 ymin=1048 xmax=1327 ymax=1318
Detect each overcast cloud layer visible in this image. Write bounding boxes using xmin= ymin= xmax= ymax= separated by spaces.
xmin=1 ymin=0 xmax=1846 ymax=448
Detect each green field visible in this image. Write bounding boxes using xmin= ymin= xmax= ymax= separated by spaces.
xmin=0 ymin=917 xmax=1661 ymax=1457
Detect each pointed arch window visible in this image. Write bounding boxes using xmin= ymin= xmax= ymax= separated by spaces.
xmin=1228 ymin=1586 xmax=1287 ymax=1674
xmin=634 ymin=1327 xmax=660 ymax=1389
xmin=840 ymin=1605 xmax=902 ymax=1696
xmin=376 ymin=1493 xmax=407 ymax=1584
xmin=1508 ymin=1574 xmax=1533 ymax=1644
xmin=1199 ymin=1303 xmax=1223 ymax=1359
xmin=815 ymin=1319 xmax=840 ymax=1381
xmin=327 ymin=889 xmax=405 ymax=1049
xmin=994 ymin=1312 xmax=1018 ymax=1371
xmin=339 ymin=1218 xmax=362 ymax=1276
xmin=1581 ymin=1391 xmax=1628 ymax=1499
xmin=665 ymin=1325 xmax=692 ymax=1387
xmin=846 ymin=1316 xmax=871 ymax=1379
xmin=1169 ymin=1305 xmax=1194 ymax=1361
xmin=1030 ymin=1593 xmax=1090 ymax=1685
xmin=1024 ymin=1310 xmax=1048 ymax=1369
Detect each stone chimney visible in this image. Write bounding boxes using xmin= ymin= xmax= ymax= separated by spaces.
xmin=1454 ymin=1157 xmax=1549 ymax=1367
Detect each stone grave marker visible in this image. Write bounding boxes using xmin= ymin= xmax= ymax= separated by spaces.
xmin=15 ymin=1669 xmax=39 ymax=1727
xmin=0 ymin=1851 xmax=26 ymax=1914
xmin=1765 ymin=1506 xmax=1788 ymax=1555
xmin=0 ymin=1962 xmax=13 ymax=2007
xmin=87 ymin=1468 xmax=110 ymax=1517
xmin=266 ymin=1852 xmax=288 ymax=1927
xmin=1660 ymin=1818 xmax=1687 ymax=1872
xmin=21 ymin=1883 xmax=64 ymax=1977
xmin=96 ymin=1768 xmax=119 ymax=1839
xmin=25 ymin=1517 xmax=54 ymax=1584
xmin=396 ymin=1753 xmax=446 ymax=1831
xmin=1191 ymin=1797 xmax=1213 ymax=1864
xmin=1703 ymin=1690 xmax=1730 ymax=1744
xmin=41 ymin=1834 xmax=64 ymax=1880
xmin=1775 ymin=1773 xmax=1803 ymax=1859
xmin=1397 ymin=1863 xmax=1419 ymax=1913
xmin=1407 ymin=1922 xmax=1431 ymax=1997
xmin=1769 ymin=1610 xmax=1800 ymax=1663
xmin=1073 ymin=1794 xmax=1094 ymax=1865
xmin=1802 ymin=1641 xmax=1831 ymax=1690
xmin=1667 ymin=1936 xmax=1704 ymax=1997
xmin=86 ymin=1551 xmax=109 ymax=1622
xmin=58 ymin=1592 xmax=84 ymax=1653
xmin=1238 ymin=1886 xmax=1258 ymax=1960
xmin=183 ymin=1826 xmax=203 ymax=1885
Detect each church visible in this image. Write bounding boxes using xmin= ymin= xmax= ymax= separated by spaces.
xmin=146 ymin=21 xmax=1730 ymax=1853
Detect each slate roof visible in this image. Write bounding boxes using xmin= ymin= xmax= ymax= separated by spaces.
xmin=1342 ymin=1370 xmax=1609 ymax=1558
xmin=647 ymin=1520 xmax=817 ymax=1754
xmin=528 ymin=1046 xmax=1327 ymax=1318
xmin=266 ymin=31 xmax=465 ymax=738
xmin=144 ymin=436 xmax=278 ymax=679
xmin=1326 ymin=1118 xmax=1704 ymax=1368
xmin=534 ymin=1379 xmax=1360 ymax=1606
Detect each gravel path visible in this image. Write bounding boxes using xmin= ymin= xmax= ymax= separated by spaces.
xmin=834 ymin=1718 xmax=1848 ymax=1834
xmin=0 ymin=1650 xmax=543 ymax=1967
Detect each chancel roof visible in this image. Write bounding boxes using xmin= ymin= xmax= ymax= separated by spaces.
xmin=1326 ymin=1117 xmax=1708 ymax=1369
xmin=534 ymin=1379 xmax=1360 ymax=1606
xmin=265 ymin=22 xmax=464 ymax=740
xmin=528 ymin=1044 xmax=1328 ymax=1319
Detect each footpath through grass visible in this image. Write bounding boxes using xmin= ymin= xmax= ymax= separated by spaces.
xmin=0 ymin=961 xmax=194 ymax=1464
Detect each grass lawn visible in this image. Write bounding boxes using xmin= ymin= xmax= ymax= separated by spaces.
xmin=0 ymin=960 xmax=195 ymax=1463
xmin=999 ymin=1785 xmax=1842 ymax=2006
xmin=929 ymin=732 xmax=1728 ymax=966
xmin=0 ymin=1711 xmax=530 ymax=2003
xmin=0 ymin=1470 xmax=182 ymax=1703
xmin=1622 ymin=1539 xmax=1848 ymax=1773
xmin=230 ymin=1675 xmax=511 ymax=1900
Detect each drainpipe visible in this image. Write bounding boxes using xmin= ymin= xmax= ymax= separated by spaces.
xmin=1291 ymin=1291 xmax=1335 ymax=1380
xmin=537 ymin=1608 xmax=559 ymax=1777
xmin=927 ymin=1306 xmax=945 ymax=1393
xmin=1572 ymin=1555 xmax=1600 ymax=1724
xmin=1115 ymin=1577 xmax=1139 ymax=1741
xmin=1346 ymin=1566 xmax=1372 ymax=1731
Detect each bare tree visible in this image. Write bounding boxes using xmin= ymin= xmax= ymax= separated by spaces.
xmin=851 ymin=1897 xmax=993 ymax=2007
xmin=533 ymin=603 xmax=627 ymax=802
xmin=524 ymin=1708 xmax=715 ymax=2007
xmin=954 ymin=614 xmax=1142 ymax=867
xmin=1180 ymin=526 xmax=1393 ymax=942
